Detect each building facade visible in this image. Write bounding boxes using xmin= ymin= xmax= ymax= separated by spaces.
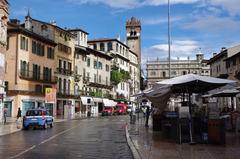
xmin=5 ymin=20 xmax=57 ymax=116
xmin=70 ymin=29 xmax=113 ymax=116
xmin=147 ymin=53 xmax=210 ymax=88
xmin=23 ymin=15 xmax=76 ymax=118
xmin=208 ymin=49 xmax=228 ymax=78
xmin=88 ymin=38 xmax=130 ymax=101
xmin=0 ymin=0 xmax=8 ymax=121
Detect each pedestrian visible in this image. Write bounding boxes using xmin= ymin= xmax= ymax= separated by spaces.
xmin=17 ymin=107 xmax=22 ymax=119
xmin=3 ymin=107 xmax=7 ymax=124
xmin=145 ymin=106 xmax=150 ymax=127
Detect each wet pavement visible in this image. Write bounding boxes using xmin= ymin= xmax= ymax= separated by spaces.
xmin=128 ymin=114 xmax=240 ymax=159
xmin=0 ymin=116 xmax=133 ymax=159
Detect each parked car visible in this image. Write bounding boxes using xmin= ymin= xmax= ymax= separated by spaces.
xmin=23 ymin=108 xmax=53 ymax=130
xmin=102 ymin=107 xmax=114 ymax=116
xmin=114 ymin=103 xmax=128 ymax=115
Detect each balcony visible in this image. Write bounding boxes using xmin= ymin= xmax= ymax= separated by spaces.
xmin=57 ymin=89 xmax=79 ymax=98
xmin=56 ymin=68 xmax=74 ymax=76
xmin=19 ymin=70 xmax=57 ymax=84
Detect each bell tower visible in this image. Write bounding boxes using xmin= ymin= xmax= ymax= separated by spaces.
xmin=126 ymin=17 xmax=141 ymax=63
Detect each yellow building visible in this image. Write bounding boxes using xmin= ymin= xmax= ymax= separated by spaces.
xmin=5 ymin=20 xmax=57 ymax=116
xmin=25 ymin=15 xmax=76 ymax=118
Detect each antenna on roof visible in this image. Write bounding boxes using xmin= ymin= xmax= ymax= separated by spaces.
xmin=27 ymin=8 xmax=31 ymax=17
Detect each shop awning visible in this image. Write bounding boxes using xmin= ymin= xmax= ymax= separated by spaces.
xmin=103 ymin=99 xmax=116 ymax=107
xmin=80 ymin=96 xmax=95 ymax=105
xmin=93 ymin=97 xmax=103 ymax=103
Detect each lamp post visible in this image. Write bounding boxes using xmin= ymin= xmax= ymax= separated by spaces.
xmin=168 ymin=0 xmax=171 ymax=79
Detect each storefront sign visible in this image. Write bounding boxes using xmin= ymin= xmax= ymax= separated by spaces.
xmin=45 ymin=88 xmax=56 ymax=103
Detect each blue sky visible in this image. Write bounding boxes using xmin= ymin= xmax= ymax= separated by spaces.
xmin=9 ymin=0 xmax=240 ymax=65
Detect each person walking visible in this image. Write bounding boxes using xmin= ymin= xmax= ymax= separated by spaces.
xmin=16 ymin=108 xmax=22 ymax=129
xmin=3 ymin=107 xmax=7 ymax=124
xmin=145 ymin=106 xmax=150 ymax=127
xmin=17 ymin=107 xmax=21 ymax=119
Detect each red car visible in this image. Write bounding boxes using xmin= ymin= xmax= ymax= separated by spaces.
xmin=114 ymin=103 xmax=128 ymax=115
xmin=102 ymin=107 xmax=114 ymax=116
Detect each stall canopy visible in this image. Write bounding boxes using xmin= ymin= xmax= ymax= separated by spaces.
xmin=211 ymin=89 xmax=240 ymax=97
xmin=80 ymin=96 xmax=95 ymax=105
xmin=93 ymin=97 xmax=103 ymax=103
xmin=103 ymin=99 xmax=116 ymax=107
xmin=156 ymin=74 xmax=236 ymax=93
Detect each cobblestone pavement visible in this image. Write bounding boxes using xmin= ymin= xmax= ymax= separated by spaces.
xmin=128 ymin=114 xmax=240 ymax=159
xmin=0 ymin=116 xmax=133 ymax=159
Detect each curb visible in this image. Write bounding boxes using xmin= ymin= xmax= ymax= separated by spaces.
xmin=125 ymin=124 xmax=142 ymax=159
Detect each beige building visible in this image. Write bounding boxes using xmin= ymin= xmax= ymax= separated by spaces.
xmin=88 ymin=38 xmax=130 ymax=100
xmin=147 ymin=53 xmax=210 ymax=88
xmin=69 ymin=29 xmax=113 ymax=116
xmin=0 ymin=0 xmax=8 ymax=120
xmin=21 ymin=15 xmax=76 ymax=118
xmin=208 ymin=48 xmax=228 ymax=78
xmin=129 ymin=50 xmax=140 ymax=96
xmin=5 ymin=20 xmax=57 ymax=116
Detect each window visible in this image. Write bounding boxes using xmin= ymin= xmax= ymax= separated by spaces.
xmin=20 ymin=36 xmax=28 ymax=51
xmin=94 ymin=60 xmax=97 ymax=69
xmin=106 ymin=64 xmax=109 ymax=71
xmin=47 ymin=47 xmax=54 ymax=59
xmin=99 ymin=75 xmax=101 ymax=83
xmin=68 ymin=80 xmax=71 ymax=95
xmin=100 ymin=43 xmax=105 ymax=51
xmin=82 ymin=55 xmax=87 ymax=62
xmin=233 ymin=58 xmax=236 ymax=66
xmin=93 ymin=44 xmax=97 ymax=50
xmin=33 ymin=64 xmax=40 ymax=80
xmin=58 ymin=43 xmax=71 ymax=54
xmin=20 ymin=60 xmax=29 ymax=77
xmin=43 ymin=67 xmax=52 ymax=81
xmin=63 ymin=79 xmax=67 ymax=94
xmin=107 ymin=42 xmax=112 ymax=51
xmin=59 ymin=78 xmax=62 ymax=93
xmin=120 ymin=46 xmax=122 ymax=54
xmin=35 ymin=85 xmax=43 ymax=94
xmin=87 ymin=58 xmax=90 ymax=67
xmin=32 ymin=40 xmax=44 ymax=56
xmin=162 ymin=71 xmax=166 ymax=77
xmin=98 ymin=62 xmax=102 ymax=69
xmin=94 ymin=74 xmax=97 ymax=83
xmin=116 ymin=43 xmax=119 ymax=52
xmin=150 ymin=71 xmax=156 ymax=76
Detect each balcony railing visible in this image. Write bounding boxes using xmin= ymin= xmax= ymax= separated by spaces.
xmin=56 ymin=68 xmax=74 ymax=76
xmin=19 ymin=70 xmax=57 ymax=84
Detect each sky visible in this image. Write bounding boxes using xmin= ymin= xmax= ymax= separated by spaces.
xmin=9 ymin=0 xmax=240 ymax=66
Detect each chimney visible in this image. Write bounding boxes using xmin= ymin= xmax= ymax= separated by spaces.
xmin=213 ymin=53 xmax=217 ymax=57
xmin=50 ymin=20 xmax=57 ymax=26
xmin=10 ymin=19 xmax=20 ymax=25
xmin=221 ymin=47 xmax=226 ymax=52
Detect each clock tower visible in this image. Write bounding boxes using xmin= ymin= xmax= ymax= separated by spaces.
xmin=126 ymin=17 xmax=141 ymax=63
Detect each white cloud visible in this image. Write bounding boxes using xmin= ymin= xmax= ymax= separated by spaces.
xmin=142 ymin=40 xmax=200 ymax=62
xmin=208 ymin=0 xmax=240 ymax=16
xmin=182 ymin=15 xmax=240 ymax=32
xmin=67 ymin=0 xmax=200 ymax=9
xmin=11 ymin=7 xmax=28 ymax=17
xmin=142 ymin=16 xmax=182 ymax=25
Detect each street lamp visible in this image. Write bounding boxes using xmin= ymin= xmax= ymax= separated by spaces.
xmin=168 ymin=0 xmax=171 ymax=79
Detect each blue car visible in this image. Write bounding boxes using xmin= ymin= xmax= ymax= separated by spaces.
xmin=23 ymin=108 xmax=53 ymax=130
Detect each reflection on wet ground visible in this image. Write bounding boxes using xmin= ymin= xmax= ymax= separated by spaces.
xmin=128 ymin=116 xmax=240 ymax=159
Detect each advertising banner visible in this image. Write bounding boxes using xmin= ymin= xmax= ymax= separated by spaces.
xmin=45 ymin=88 xmax=56 ymax=103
